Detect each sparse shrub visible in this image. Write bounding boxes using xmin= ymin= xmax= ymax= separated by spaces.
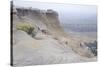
xmin=81 ymin=41 xmax=97 ymax=56
xmin=16 ymin=23 xmax=35 ymax=36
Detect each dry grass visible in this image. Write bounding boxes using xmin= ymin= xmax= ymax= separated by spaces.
xmin=16 ymin=23 xmax=34 ymax=35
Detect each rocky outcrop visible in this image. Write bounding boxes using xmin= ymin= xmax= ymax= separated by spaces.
xmin=12 ymin=7 xmax=66 ymax=36
xmin=80 ymin=41 xmax=97 ymax=56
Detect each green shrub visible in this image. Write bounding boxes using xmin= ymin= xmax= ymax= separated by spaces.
xmin=16 ymin=23 xmax=34 ymax=35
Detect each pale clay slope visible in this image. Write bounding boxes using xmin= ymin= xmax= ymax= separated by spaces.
xmin=13 ymin=30 xmax=96 ymax=66
xmin=12 ymin=7 xmax=97 ymax=66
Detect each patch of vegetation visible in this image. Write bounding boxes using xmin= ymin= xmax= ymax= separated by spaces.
xmin=16 ymin=23 xmax=36 ymax=36
xmin=85 ymin=41 xmax=97 ymax=56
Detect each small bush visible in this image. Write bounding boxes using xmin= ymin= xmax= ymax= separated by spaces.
xmin=16 ymin=23 xmax=34 ymax=35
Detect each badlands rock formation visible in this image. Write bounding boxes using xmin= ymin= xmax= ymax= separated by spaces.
xmin=11 ymin=6 xmax=97 ymax=66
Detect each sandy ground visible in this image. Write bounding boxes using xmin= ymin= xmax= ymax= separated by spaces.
xmin=13 ymin=30 xmax=97 ymax=66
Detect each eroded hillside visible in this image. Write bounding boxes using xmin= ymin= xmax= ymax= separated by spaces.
xmin=11 ymin=6 xmax=97 ymax=66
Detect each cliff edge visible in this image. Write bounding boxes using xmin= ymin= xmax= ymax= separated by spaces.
xmin=11 ymin=6 xmax=97 ymax=66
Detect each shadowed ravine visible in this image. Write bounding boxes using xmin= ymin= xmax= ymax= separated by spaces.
xmin=12 ymin=6 xmax=97 ymax=66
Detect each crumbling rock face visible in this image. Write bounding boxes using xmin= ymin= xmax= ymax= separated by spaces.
xmin=46 ymin=9 xmax=58 ymax=17
xmin=12 ymin=7 xmax=66 ymax=36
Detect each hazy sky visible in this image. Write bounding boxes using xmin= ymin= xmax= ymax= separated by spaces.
xmin=13 ymin=0 xmax=97 ymax=24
